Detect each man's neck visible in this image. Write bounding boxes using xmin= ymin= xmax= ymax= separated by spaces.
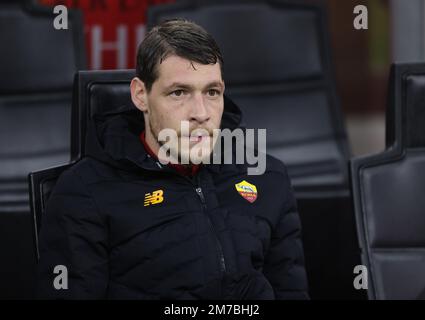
xmin=140 ymin=130 xmax=201 ymax=177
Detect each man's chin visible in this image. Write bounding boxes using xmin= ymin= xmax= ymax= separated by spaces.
xmin=180 ymin=147 xmax=213 ymax=165
xmin=157 ymin=136 xmax=215 ymax=165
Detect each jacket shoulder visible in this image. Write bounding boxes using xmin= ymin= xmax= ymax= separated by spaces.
xmin=262 ymin=154 xmax=295 ymax=200
xmin=257 ymin=153 xmax=292 ymax=187
xmin=54 ymin=157 xmax=120 ymax=192
xmin=264 ymin=153 xmax=289 ymax=176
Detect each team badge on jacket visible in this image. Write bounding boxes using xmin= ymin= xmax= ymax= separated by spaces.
xmin=235 ymin=180 xmax=258 ymax=203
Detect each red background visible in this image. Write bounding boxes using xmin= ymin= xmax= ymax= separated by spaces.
xmin=39 ymin=0 xmax=174 ymax=69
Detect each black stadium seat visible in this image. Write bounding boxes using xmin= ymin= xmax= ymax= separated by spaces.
xmin=350 ymin=63 xmax=425 ymax=299
xmin=0 ymin=1 xmax=85 ymax=298
xmin=29 ymin=70 xmax=135 ymax=260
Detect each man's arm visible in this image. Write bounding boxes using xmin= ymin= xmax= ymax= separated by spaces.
xmin=262 ymin=171 xmax=309 ymax=300
xmin=37 ymin=168 xmax=109 ymax=299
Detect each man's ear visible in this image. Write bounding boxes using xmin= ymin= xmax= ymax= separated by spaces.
xmin=130 ymin=77 xmax=148 ymax=113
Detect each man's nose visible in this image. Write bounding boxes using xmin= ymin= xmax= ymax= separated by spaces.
xmin=190 ymin=93 xmax=210 ymax=123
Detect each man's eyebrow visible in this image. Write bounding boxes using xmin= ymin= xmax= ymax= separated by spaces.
xmin=204 ymin=81 xmax=225 ymax=89
xmin=164 ymin=82 xmax=192 ymax=90
xmin=164 ymin=81 xmax=224 ymax=90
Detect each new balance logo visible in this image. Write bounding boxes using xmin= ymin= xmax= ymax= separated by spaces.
xmin=144 ymin=190 xmax=164 ymax=206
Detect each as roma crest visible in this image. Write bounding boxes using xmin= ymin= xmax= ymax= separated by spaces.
xmin=235 ymin=180 xmax=258 ymax=203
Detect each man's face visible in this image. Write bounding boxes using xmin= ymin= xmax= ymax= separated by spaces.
xmin=131 ymin=55 xmax=225 ymax=164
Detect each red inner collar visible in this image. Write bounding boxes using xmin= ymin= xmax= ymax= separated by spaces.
xmin=140 ymin=131 xmax=200 ymax=177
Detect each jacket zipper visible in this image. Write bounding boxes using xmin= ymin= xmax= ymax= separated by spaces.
xmin=194 ymin=185 xmax=227 ymax=274
xmin=133 ymin=158 xmax=227 ymax=275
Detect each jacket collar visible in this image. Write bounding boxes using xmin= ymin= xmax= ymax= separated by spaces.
xmin=85 ymin=95 xmax=243 ymax=174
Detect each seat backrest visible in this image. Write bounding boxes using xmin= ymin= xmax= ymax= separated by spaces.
xmin=350 ymin=63 xmax=425 ymax=299
xmin=28 ymin=164 xmax=72 ymax=259
xmin=29 ymin=70 xmax=136 ymax=260
xmin=147 ymin=0 xmax=350 ymax=197
xmin=0 ymin=1 xmax=86 ymax=212
xmin=0 ymin=2 xmax=86 ymax=95
xmin=0 ymin=1 xmax=85 ymax=299
xmin=71 ymin=70 xmax=136 ymax=160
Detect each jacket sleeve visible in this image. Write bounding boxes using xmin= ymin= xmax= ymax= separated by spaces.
xmin=262 ymin=170 xmax=309 ymax=300
xmin=36 ymin=168 xmax=109 ymax=299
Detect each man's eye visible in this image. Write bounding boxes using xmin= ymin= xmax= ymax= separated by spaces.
xmin=207 ymin=89 xmax=220 ymax=97
xmin=170 ymin=90 xmax=185 ymax=97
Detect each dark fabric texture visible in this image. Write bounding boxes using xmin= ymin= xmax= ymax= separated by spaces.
xmin=36 ymin=97 xmax=309 ymax=300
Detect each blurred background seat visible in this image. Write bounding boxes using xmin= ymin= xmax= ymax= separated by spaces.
xmin=147 ymin=0 xmax=364 ymax=300
xmin=0 ymin=0 xmax=85 ymax=299
xmin=351 ymin=63 xmax=425 ymax=300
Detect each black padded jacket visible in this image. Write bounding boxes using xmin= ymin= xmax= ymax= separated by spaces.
xmin=37 ymin=96 xmax=309 ymax=299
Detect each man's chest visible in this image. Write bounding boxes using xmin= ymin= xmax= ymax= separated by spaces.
xmin=90 ymin=170 xmax=281 ymax=268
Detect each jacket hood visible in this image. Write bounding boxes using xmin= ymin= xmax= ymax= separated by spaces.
xmin=84 ymin=95 xmax=243 ymax=172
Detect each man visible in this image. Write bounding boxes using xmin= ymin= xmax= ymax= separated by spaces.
xmin=37 ymin=19 xmax=309 ymax=299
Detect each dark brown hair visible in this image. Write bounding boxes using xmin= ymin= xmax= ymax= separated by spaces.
xmin=136 ymin=18 xmax=224 ymax=91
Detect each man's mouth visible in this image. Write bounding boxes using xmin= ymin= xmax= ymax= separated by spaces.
xmin=180 ymin=132 xmax=211 ymax=144
xmin=189 ymin=135 xmax=207 ymax=143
